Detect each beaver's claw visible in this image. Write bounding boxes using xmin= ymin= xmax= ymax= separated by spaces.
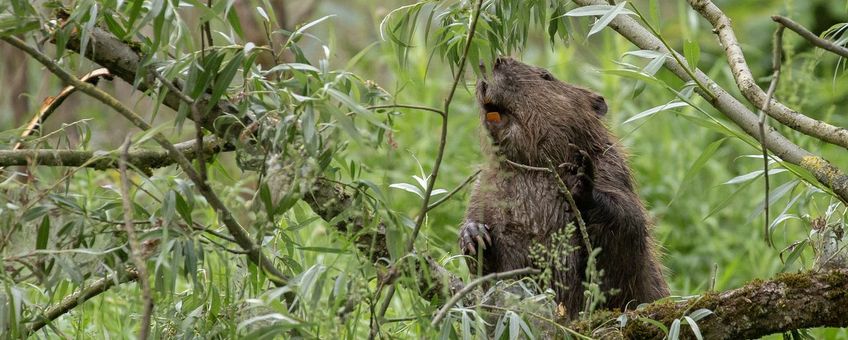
xmin=561 ymin=144 xmax=595 ymax=206
xmin=459 ymin=221 xmax=492 ymax=256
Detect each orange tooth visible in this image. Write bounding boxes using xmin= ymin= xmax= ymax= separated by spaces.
xmin=486 ymin=111 xmax=501 ymax=123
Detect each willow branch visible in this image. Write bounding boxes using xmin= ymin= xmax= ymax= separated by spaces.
xmin=772 ymin=15 xmax=848 ymax=58
xmin=0 ymin=137 xmax=230 ymax=172
xmin=571 ymin=0 xmax=848 ymax=203
xmin=373 ymin=0 xmax=485 ymax=328
xmin=688 ymin=0 xmax=848 ymax=149
xmin=759 ymin=26 xmax=784 ymax=247
xmin=119 ymin=139 xmax=153 ymax=340
xmin=1 ymin=36 xmax=290 ymax=290
xmin=27 ymin=269 xmax=140 ymax=334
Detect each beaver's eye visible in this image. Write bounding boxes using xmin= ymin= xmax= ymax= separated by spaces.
xmin=540 ymin=72 xmax=554 ymax=81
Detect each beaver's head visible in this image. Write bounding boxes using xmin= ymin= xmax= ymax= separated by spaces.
xmin=476 ymin=57 xmax=609 ymax=165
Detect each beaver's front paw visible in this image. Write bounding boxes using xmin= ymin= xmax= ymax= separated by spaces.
xmin=562 ymin=145 xmax=595 ymax=207
xmin=459 ymin=221 xmax=492 ymax=256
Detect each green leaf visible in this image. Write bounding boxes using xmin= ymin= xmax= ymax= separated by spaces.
xmin=36 ymin=216 xmax=50 ymax=250
xmin=623 ymin=101 xmax=688 ymax=125
xmin=672 ymin=138 xmax=726 ymax=203
xmin=668 ymin=318 xmax=681 ymax=340
xmin=564 ymin=4 xmax=635 ymax=17
xmin=296 ymin=246 xmax=349 ymax=254
xmin=724 ymin=169 xmax=786 ymax=185
xmin=683 ymin=39 xmax=700 ymax=71
xmin=389 ymin=182 xmax=423 ymax=198
xmin=206 ymin=51 xmax=244 ymax=114
xmin=602 ymin=69 xmax=666 ymax=86
xmin=266 ymin=62 xmax=321 ymax=74
xmin=687 ymin=308 xmax=713 ymax=321
xmin=780 ymin=239 xmax=808 ymax=272
xmin=588 ymin=1 xmax=627 ymax=37
xmin=174 ymin=191 xmax=193 ymax=224
xmin=683 ymin=316 xmax=704 ymax=340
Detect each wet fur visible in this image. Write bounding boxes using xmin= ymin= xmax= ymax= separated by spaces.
xmin=461 ymin=57 xmax=669 ymax=318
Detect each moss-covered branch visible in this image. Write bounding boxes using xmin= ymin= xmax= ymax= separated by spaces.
xmin=574 ymin=270 xmax=848 ymax=339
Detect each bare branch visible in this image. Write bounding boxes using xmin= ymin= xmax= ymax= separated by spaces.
xmin=119 ymin=138 xmax=153 ymax=340
xmin=759 ymin=26 xmax=784 ymax=247
xmin=772 ymin=15 xmax=848 ymax=58
xmin=571 ymin=0 xmax=848 ymax=203
xmin=688 ymin=0 xmax=848 ymax=149
xmin=0 ymin=137 xmax=229 ymax=172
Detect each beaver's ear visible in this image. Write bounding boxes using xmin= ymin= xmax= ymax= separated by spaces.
xmin=591 ymin=96 xmax=608 ymax=116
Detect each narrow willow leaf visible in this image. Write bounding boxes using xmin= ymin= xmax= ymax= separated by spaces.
xmin=671 ymin=137 xmax=726 ymax=203
xmin=724 ymin=169 xmax=786 ymax=185
xmin=683 ymin=316 xmax=703 ymax=340
xmin=36 ymin=216 xmax=50 ymax=250
xmin=564 ymin=4 xmax=635 ymax=17
xmin=669 ymin=318 xmax=681 ymax=340
xmin=206 ymin=51 xmax=244 ymax=114
xmin=688 ymin=308 xmax=713 ymax=321
xmin=389 ymin=183 xmax=423 ymax=198
xmin=683 ymin=39 xmax=700 ymax=71
xmin=780 ymin=239 xmax=808 ymax=272
xmin=623 ymin=101 xmax=688 ymax=125
xmin=588 ymin=1 xmax=627 ymax=37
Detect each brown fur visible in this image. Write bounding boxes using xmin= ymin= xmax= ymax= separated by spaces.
xmin=459 ymin=57 xmax=669 ymax=318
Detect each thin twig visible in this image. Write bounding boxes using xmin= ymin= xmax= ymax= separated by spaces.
xmin=759 ymin=26 xmax=784 ymax=247
xmin=430 ymin=267 xmax=539 ymax=326
xmin=1 ymin=36 xmax=290 ymax=291
xmin=372 ymin=0 xmax=485 ymax=333
xmin=427 ymin=169 xmax=481 ymax=211
xmin=367 ymin=104 xmax=445 ymax=117
xmin=545 ymin=158 xmax=593 ymax=255
xmin=772 ymin=16 xmax=848 ymax=59
xmin=119 ymin=138 xmax=153 ymax=339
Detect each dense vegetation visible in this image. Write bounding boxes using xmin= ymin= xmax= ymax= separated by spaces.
xmin=0 ymin=0 xmax=847 ymax=338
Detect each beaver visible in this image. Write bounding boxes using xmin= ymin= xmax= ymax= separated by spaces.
xmin=459 ymin=56 xmax=669 ymax=318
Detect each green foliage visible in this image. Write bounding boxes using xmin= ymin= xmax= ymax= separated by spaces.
xmin=0 ymin=0 xmax=847 ymax=339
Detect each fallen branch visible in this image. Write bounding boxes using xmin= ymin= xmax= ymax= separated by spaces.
xmin=27 ymin=269 xmax=139 ymax=334
xmin=574 ymin=270 xmax=848 ymax=339
xmin=0 ymin=137 xmax=230 ymax=173
xmin=772 ymin=15 xmax=848 ymax=58
xmin=688 ymin=0 xmax=848 ymax=149
xmin=571 ymin=0 xmax=848 ymax=203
